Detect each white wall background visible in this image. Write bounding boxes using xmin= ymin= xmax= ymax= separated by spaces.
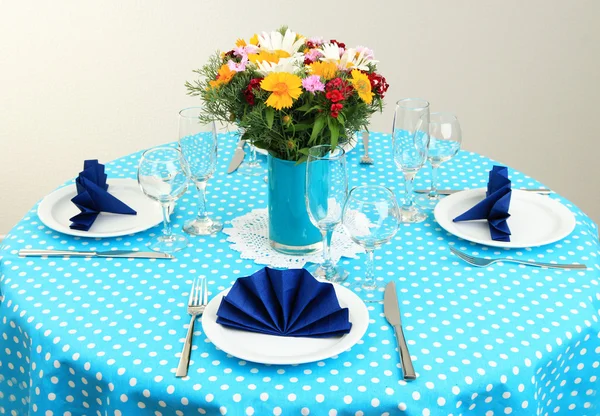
xmin=1 ymin=0 xmax=599 ymax=233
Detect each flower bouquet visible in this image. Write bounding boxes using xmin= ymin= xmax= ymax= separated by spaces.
xmin=186 ymin=27 xmax=389 ymax=254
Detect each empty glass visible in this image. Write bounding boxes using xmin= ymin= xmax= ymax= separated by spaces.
xmin=178 ymin=107 xmax=223 ymax=235
xmin=238 ymin=129 xmax=265 ymax=177
xmin=342 ymin=185 xmax=399 ymax=296
xmin=138 ymin=147 xmax=190 ymax=253
xmin=305 ymin=145 xmax=348 ymax=282
xmin=393 ymin=98 xmax=430 ymax=223
xmin=417 ymin=112 xmax=462 ymax=210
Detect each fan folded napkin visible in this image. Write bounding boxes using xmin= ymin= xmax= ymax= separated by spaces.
xmin=453 ymin=165 xmax=512 ymax=241
xmin=216 ymin=267 xmax=352 ymax=338
xmin=69 ymin=160 xmax=137 ymax=231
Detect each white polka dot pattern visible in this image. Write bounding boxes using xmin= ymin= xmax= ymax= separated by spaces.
xmin=0 ymin=132 xmax=599 ymax=415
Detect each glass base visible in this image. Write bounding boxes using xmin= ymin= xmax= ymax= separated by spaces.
xmin=150 ymin=233 xmax=188 ymax=253
xmin=307 ymin=263 xmax=349 ymax=284
xmin=270 ymin=239 xmax=322 ymax=256
xmin=414 ymin=192 xmax=444 ymax=211
xmin=344 ymin=277 xmax=385 ymax=302
xmin=239 ymin=158 xmax=264 ymax=176
xmin=399 ymin=205 xmax=428 ymax=223
xmin=184 ymin=217 xmax=223 ymax=236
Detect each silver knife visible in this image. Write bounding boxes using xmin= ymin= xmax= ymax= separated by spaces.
xmin=227 ymin=139 xmax=246 ymax=173
xmin=384 ymin=281 xmax=416 ymax=380
xmin=19 ymin=249 xmax=173 ymax=259
xmin=414 ymin=188 xmax=551 ymax=195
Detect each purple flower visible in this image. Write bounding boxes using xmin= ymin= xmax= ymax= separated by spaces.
xmin=356 ymin=45 xmax=375 ymax=60
xmin=307 ymin=37 xmax=324 ymax=46
xmin=228 ymin=56 xmax=248 ymax=72
xmin=302 ymin=75 xmax=325 ymax=94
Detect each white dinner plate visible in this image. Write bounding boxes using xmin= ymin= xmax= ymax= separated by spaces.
xmin=202 ymin=283 xmax=369 ymax=365
xmin=254 ymin=133 xmax=359 ymax=156
xmin=434 ymin=189 xmax=576 ymax=248
xmin=38 ymin=178 xmax=163 ymax=238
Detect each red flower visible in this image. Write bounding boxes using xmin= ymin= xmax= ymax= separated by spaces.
xmin=326 ymin=90 xmax=344 ymax=103
xmin=305 ymin=40 xmax=318 ymax=49
xmin=330 ymin=103 xmax=343 ymax=118
xmin=326 ymin=78 xmax=343 ymax=91
xmin=244 ymin=77 xmax=263 ymax=105
xmin=325 ymin=77 xmax=354 ymax=100
xmin=329 ymin=39 xmax=346 ymax=49
xmin=367 ymin=73 xmax=389 ymax=99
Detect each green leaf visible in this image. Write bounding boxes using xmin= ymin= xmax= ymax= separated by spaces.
xmin=310 ymin=115 xmax=326 ymax=144
xmin=298 ymin=148 xmax=310 ymax=156
xmin=295 ymin=155 xmax=308 ymax=165
xmin=328 ymin=118 xmax=339 ymax=150
xmin=296 ymin=102 xmax=312 ymax=112
xmin=265 ymin=108 xmax=275 ymax=129
xmin=285 ymin=123 xmax=312 ymax=132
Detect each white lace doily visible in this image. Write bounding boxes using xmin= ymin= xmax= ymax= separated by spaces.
xmin=223 ymin=208 xmax=364 ymax=268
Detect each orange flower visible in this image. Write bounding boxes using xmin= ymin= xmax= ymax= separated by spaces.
xmin=209 ymin=64 xmax=236 ymax=89
xmin=261 ymin=72 xmax=303 ymax=110
xmin=308 ymin=61 xmax=338 ymax=80
xmin=248 ymin=50 xmax=291 ymax=65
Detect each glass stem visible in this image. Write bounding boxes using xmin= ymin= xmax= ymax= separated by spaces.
xmin=429 ymin=164 xmax=439 ymax=199
xmin=403 ymin=172 xmax=416 ymax=209
xmin=161 ymin=203 xmax=172 ymax=237
xmin=195 ymin=181 xmax=208 ymax=221
xmin=365 ymin=249 xmax=375 ymax=286
xmin=321 ymin=228 xmax=334 ymax=270
xmin=249 ymin=143 xmax=257 ymax=166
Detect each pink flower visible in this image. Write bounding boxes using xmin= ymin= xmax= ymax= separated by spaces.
xmin=305 ymin=48 xmax=323 ymax=62
xmin=307 ymin=37 xmax=324 ymax=47
xmin=356 ymin=45 xmax=375 ymax=60
xmin=227 ymin=56 xmax=248 ymax=72
xmin=302 ymin=75 xmax=325 ymax=94
xmin=233 ymin=45 xmax=259 ymax=58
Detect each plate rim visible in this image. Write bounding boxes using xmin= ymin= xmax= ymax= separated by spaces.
xmin=37 ymin=178 xmax=162 ymax=238
xmin=434 ymin=188 xmax=576 ymax=248
xmin=201 ymin=283 xmax=369 ymax=365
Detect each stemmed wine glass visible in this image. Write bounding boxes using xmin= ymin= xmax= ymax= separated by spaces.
xmin=305 ymin=145 xmax=348 ymax=282
xmin=416 ymin=112 xmax=462 ymax=210
xmin=178 ymin=107 xmax=223 ymax=235
xmin=392 ymin=98 xmax=430 ymax=223
xmin=342 ymin=185 xmax=399 ymax=298
xmin=137 ymin=147 xmax=190 ymax=253
xmin=238 ymin=130 xmax=265 ymax=176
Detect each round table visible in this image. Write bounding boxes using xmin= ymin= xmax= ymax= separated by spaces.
xmin=1 ymin=132 xmax=599 ymax=416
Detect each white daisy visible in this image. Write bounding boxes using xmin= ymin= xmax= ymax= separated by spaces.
xmin=319 ymin=43 xmax=379 ymax=71
xmin=255 ymin=55 xmax=304 ymax=76
xmin=258 ymin=29 xmax=305 ymax=55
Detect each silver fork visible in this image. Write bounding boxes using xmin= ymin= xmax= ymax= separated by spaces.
xmin=360 ymin=131 xmax=373 ymax=165
xmin=176 ymin=277 xmax=208 ymax=377
xmin=449 ymin=246 xmax=587 ymax=270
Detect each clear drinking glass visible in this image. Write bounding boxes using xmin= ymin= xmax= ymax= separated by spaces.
xmin=178 ymin=107 xmax=223 ymax=235
xmin=305 ymin=145 xmax=348 ymax=282
xmin=238 ymin=130 xmax=265 ymax=176
xmin=342 ymin=185 xmax=399 ymax=296
xmin=138 ymin=147 xmax=190 ymax=253
xmin=416 ymin=112 xmax=462 ymax=210
xmin=392 ymin=98 xmax=430 ymax=223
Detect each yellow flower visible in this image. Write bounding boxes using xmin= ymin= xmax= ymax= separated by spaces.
xmin=236 ymin=34 xmax=259 ymax=47
xmin=209 ymin=64 xmax=236 ymax=89
xmin=248 ymin=50 xmax=291 ymax=65
xmin=349 ymin=70 xmax=374 ymax=104
xmin=261 ymin=72 xmax=303 ymax=110
xmin=308 ymin=61 xmax=338 ymax=81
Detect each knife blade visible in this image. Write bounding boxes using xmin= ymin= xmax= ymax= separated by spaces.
xmin=384 ymin=281 xmax=416 ymax=380
xmin=227 ymin=139 xmax=246 ymax=173
xmin=19 ymin=249 xmax=173 ymax=259
xmin=414 ymin=188 xmax=551 ymax=195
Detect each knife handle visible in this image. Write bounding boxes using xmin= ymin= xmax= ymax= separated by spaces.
xmin=19 ymin=250 xmax=95 ymax=257
xmin=394 ymin=325 xmax=416 ymax=380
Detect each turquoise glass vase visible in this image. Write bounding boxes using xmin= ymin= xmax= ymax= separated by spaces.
xmin=267 ymin=155 xmax=322 ymax=255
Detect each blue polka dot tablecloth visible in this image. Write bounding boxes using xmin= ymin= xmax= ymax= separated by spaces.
xmin=1 ymin=132 xmax=599 ymax=416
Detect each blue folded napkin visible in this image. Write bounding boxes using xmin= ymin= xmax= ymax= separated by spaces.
xmin=453 ymin=165 xmax=512 ymax=242
xmin=69 ymin=160 xmax=137 ymax=231
xmin=216 ymin=267 xmax=352 ymax=338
